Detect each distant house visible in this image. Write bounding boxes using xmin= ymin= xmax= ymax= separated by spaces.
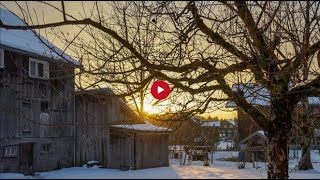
xmin=226 ymin=83 xmax=320 ymax=141
xmin=75 ymin=88 xmax=171 ymax=170
xmin=198 ymin=120 xmax=220 ymax=146
xmin=219 ymin=120 xmax=238 ymax=141
xmin=239 ymin=130 xmax=267 ymax=162
xmin=0 ymin=9 xmax=79 ymax=173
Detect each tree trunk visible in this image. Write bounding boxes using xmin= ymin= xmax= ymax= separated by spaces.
xmin=267 ymin=97 xmax=293 ymax=179
xmin=296 ymin=98 xmax=314 ymax=170
xmin=267 ymin=131 xmax=290 ymax=179
xmin=298 ymin=135 xmax=313 ymax=170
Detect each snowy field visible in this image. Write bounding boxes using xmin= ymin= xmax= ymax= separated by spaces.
xmin=1 ymin=151 xmax=320 ymax=179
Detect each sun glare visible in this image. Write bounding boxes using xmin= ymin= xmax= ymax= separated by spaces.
xmin=143 ymin=102 xmax=162 ymax=114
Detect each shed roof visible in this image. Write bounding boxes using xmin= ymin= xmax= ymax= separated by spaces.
xmin=226 ymin=119 xmax=237 ymax=126
xmin=0 ymin=8 xmax=79 ymax=65
xmin=240 ymin=130 xmax=266 ymax=145
xmin=111 ymin=124 xmax=171 ymax=132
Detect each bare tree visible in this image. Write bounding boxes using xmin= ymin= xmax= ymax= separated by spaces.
xmin=2 ymin=1 xmax=320 ymax=179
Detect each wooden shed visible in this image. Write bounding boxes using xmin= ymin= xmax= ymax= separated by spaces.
xmin=75 ymin=89 xmax=171 ymax=170
xmin=110 ymin=124 xmax=171 ymax=170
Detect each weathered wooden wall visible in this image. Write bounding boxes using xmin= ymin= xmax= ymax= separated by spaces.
xmin=108 ymin=130 xmax=169 ymax=170
xmin=0 ymin=50 xmax=75 ymax=173
xmin=109 ymin=131 xmax=135 ymax=169
xmin=74 ymin=92 xmax=140 ymax=167
xmin=135 ymin=133 xmax=169 ymax=169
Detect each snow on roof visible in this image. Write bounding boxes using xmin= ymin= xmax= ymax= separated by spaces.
xmin=240 ymin=130 xmax=266 ymax=144
xmin=0 ymin=9 xmax=79 ymax=65
xmin=226 ymin=120 xmax=237 ymax=126
xmin=111 ymin=124 xmax=171 ymax=132
xmin=226 ymin=83 xmax=270 ymax=107
xmin=257 ymin=130 xmax=265 ymax=136
xmin=201 ymin=121 xmax=220 ymax=127
xmin=226 ymin=83 xmax=320 ymax=107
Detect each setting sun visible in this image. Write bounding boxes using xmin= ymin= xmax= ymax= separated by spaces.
xmin=143 ymin=103 xmax=161 ymax=114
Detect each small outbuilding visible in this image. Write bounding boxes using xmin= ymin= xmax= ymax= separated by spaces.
xmin=239 ymin=130 xmax=267 ymax=162
xmin=75 ymin=88 xmax=171 ymax=170
xmin=110 ymin=124 xmax=171 ymax=170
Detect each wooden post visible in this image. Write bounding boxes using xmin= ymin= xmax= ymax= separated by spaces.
xmin=252 ymin=152 xmax=255 ymax=168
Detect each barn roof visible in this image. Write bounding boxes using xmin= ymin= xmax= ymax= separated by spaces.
xmin=111 ymin=124 xmax=171 ymax=132
xmin=226 ymin=83 xmax=320 ymax=108
xmin=75 ymin=88 xmax=141 ymax=122
xmin=0 ymin=8 xmax=79 ymax=66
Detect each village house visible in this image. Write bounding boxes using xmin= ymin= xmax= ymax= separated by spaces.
xmin=219 ymin=120 xmax=238 ymax=141
xmin=0 ymin=9 xmax=171 ymax=174
xmin=226 ymin=83 xmax=320 ymax=143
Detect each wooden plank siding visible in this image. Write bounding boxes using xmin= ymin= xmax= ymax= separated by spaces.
xmin=74 ymin=92 xmax=141 ymax=167
xmin=135 ymin=133 xmax=169 ymax=169
xmin=75 ymin=91 xmax=170 ymax=170
xmin=0 ymin=50 xmax=75 ymax=173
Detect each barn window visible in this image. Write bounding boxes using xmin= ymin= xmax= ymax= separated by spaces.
xmin=0 ymin=49 xmax=4 ymax=68
xmin=22 ymin=101 xmax=32 ymax=109
xmin=41 ymin=143 xmax=51 ymax=152
xmin=29 ymin=58 xmax=49 ymax=79
xmin=4 ymin=146 xmax=17 ymax=157
xmin=41 ymin=101 xmax=49 ymax=113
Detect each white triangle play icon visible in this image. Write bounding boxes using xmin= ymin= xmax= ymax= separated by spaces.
xmin=158 ymin=86 xmax=164 ymax=94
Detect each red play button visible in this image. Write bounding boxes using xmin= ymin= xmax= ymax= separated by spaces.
xmin=151 ymin=80 xmax=170 ymax=100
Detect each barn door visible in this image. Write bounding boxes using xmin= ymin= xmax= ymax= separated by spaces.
xmin=19 ymin=143 xmax=34 ymax=175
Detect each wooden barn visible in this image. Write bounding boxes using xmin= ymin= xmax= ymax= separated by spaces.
xmin=0 ymin=9 xmax=79 ymax=173
xmin=75 ymin=88 xmax=171 ymax=170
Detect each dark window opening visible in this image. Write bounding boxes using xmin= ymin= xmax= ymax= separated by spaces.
xmin=41 ymin=101 xmax=49 ymax=113
xmin=38 ymin=63 xmax=44 ymax=77
xmin=22 ymin=101 xmax=32 ymax=109
xmin=41 ymin=143 xmax=51 ymax=152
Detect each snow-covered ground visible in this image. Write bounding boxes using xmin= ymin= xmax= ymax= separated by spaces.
xmin=0 ymin=166 xmax=180 ymax=179
xmin=1 ymin=151 xmax=320 ymax=179
xmin=217 ymin=141 xmax=234 ymax=150
xmin=171 ymin=151 xmax=320 ymax=179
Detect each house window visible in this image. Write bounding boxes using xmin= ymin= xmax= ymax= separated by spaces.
xmin=4 ymin=146 xmax=17 ymax=157
xmin=22 ymin=101 xmax=32 ymax=109
xmin=29 ymin=58 xmax=49 ymax=79
xmin=224 ymin=125 xmax=228 ymax=128
xmin=229 ymin=125 xmax=233 ymax=128
xmin=0 ymin=49 xmax=4 ymax=68
xmin=41 ymin=143 xmax=51 ymax=152
xmin=41 ymin=101 xmax=49 ymax=113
